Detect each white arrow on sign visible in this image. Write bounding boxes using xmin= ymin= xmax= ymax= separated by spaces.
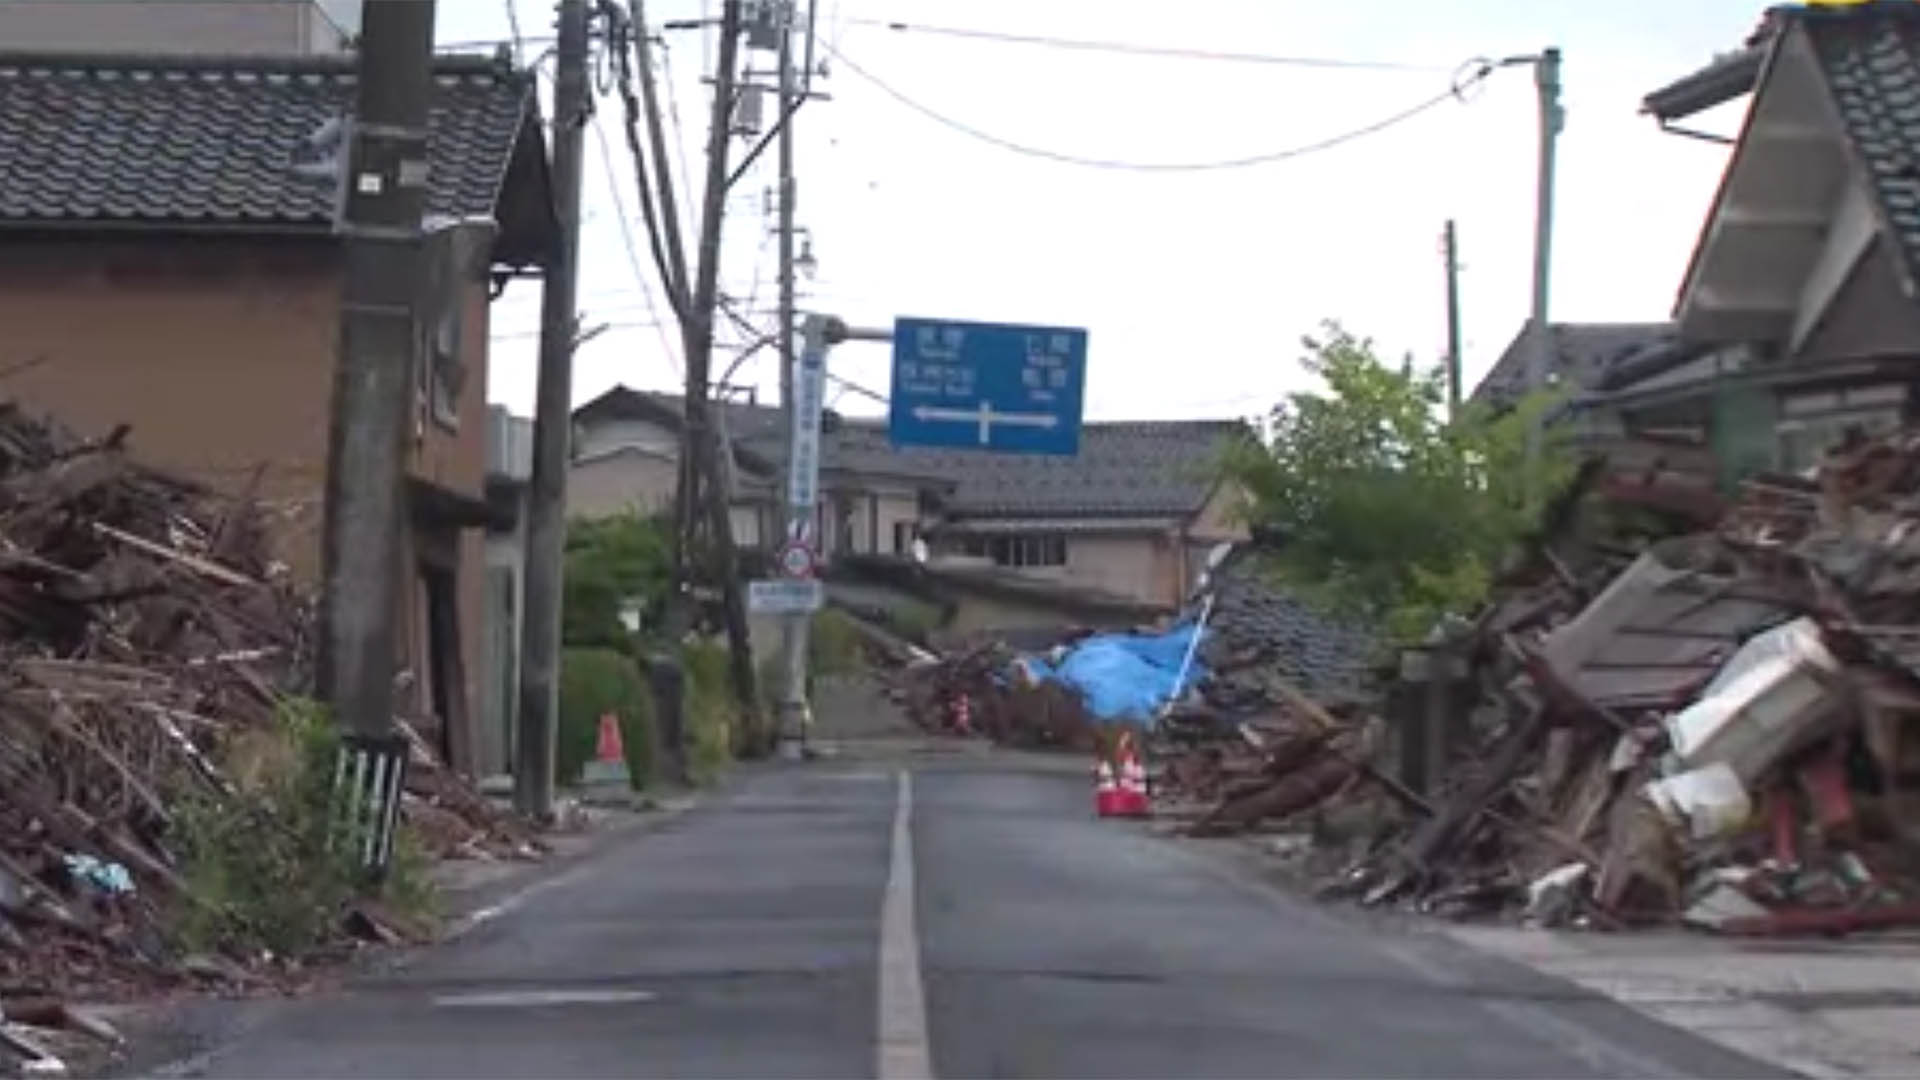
xmin=912 ymin=402 xmax=1060 ymax=446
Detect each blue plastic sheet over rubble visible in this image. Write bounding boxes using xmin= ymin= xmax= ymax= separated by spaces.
xmin=1013 ymin=621 xmax=1208 ymax=726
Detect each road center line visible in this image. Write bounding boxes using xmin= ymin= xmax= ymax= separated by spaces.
xmin=877 ymin=770 xmax=934 ymax=1080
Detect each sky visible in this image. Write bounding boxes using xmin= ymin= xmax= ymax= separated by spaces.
xmin=443 ymin=0 xmax=1764 ymax=424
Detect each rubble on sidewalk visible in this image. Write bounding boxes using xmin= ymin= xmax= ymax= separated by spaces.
xmin=0 ymin=405 xmax=537 ymax=1017
xmin=1148 ymin=428 xmax=1920 ymax=938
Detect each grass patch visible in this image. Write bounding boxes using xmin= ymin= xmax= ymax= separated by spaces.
xmin=808 ymin=608 xmax=864 ymax=678
xmin=170 ymin=698 xmax=439 ymax=958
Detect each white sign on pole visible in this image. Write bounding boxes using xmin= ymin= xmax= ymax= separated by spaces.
xmin=749 ymin=578 xmax=824 ymax=615
xmin=787 ymin=344 xmax=827 ymax=511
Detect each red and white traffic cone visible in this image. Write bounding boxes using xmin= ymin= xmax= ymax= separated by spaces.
xmin=1093 ymin=758 xmax=1121 ymax=817
xmin=1114 ymin=731 xmax=1151 ymax=818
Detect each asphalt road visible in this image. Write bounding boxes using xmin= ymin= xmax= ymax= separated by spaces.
xmin=156 ymin=752 xmax=1788 ymax=1079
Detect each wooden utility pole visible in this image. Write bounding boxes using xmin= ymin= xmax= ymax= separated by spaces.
xmin=317 ymin=0 xmax=436 ymax=739
xmin=513 ymin=0 xmax=592 ymax=821
xmin=684 ymin=0 xmax=764 ymax=752
xmin=633 ymin=0 xmax=764 ymax=750
xmin=1443 ymin=220 xmax=1463 ymax=417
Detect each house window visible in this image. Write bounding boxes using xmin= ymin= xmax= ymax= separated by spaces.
xmin=982 ymin=534 xmax=1066 ymax=568
xmin=425 ymin=301 xmax=465 ymax=430
xmin=893 ymin=521 xmax=915 ymax=555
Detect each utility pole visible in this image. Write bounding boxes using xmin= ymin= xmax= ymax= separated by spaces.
xmin=1442 ymin=219 xmax=1463 ymax=417
xmin=514 ymin=0 xmax=592 ymax=822
xmin=318 ymin=0 xmax=435 ymax=737
xmin=777 ymin=5 xmax=797 ymax=415
xmin=315 ymin=0 xmax=436 ymax=876
xmin=651 ymin=0 xmax=762 ymax=748
xmin=1522 ymin=47 xmax=1563 ymax=488
xmin=772 ymin=0 xmax=808 ymax=758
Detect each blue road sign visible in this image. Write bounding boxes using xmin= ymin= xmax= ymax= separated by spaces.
xmin=888 ymin=317 xmax=1087 ymax=455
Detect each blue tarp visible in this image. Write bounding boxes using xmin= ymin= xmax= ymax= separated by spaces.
xmin=1014 ymin=621 xmax=1208 ymax=726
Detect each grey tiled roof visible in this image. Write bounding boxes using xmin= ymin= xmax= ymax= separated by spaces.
xmin=833 ymin=419 xmax=1243 ymax=517
xmin=1470 ymin=322 xmax=1676 ymax=405
xmin=0 ymin=52 xmax=534 ymax=229
xmin=1804 ymin=5 xmax=1920 ymax=294
xmin=575 ymin=385 xmax=1245 ymax=518
xmin=1201 ymin=553 xmax=1379 ymax=704
xmin=575 ymin=388 xmax=955 ymax=483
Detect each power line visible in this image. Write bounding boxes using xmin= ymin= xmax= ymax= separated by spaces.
xmin=501 ymin=0 xmax=527 ymax=65
xmin=589 ymin=101 xmax=683 ymax=374
xmin=492 ymin=316 xmax=669 ymax=341
xmin=826 ymin=43 xmax=1497 ymax=173
xmin=654 ymin=36 xmax=700 ymax=237
xmin=845 ymin=18 xmax=1450 ymax=72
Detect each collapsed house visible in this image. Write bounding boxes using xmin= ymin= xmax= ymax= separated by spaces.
xmin=1144 ymin=429 xmax=1920 ymax=936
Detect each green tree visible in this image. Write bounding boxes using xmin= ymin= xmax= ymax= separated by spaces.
xmin=1223 ymin=322 xmax=1574 ymax=640
xmin=562 ymin=509 xmax=672 ymax=648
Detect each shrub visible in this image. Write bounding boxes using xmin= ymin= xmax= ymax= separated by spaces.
xmin=170 ymin=698 xmax=437 ymax=958
xmin=682 ymin=640 xmax=735 ymax=783
xmin=557 ymin=647 xmax=656 ymax=788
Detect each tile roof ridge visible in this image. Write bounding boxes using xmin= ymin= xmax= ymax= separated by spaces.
xmin=0 ymin=49 xmax=520 ymax=80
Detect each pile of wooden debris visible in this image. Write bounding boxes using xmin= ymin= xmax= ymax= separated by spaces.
xmin=0 ymin=405 xmax=532 ymax=1014
xmin=1155 ymin=430 xmax=1920 ymax=937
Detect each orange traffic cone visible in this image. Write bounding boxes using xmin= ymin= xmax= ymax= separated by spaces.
xmin=1114 ymin=731 xmax=1151 ymax=818
xmin=1094 ymin=758 xmax=1122 ymax=817
xmin=582 ymin=712 xmax=630 ymax=786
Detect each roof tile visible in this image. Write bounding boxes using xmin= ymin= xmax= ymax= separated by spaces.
xmin=0 ymin=52 xmax=534 ymax=230
xmin=1805 ymin=5 xmax=1920 ymax=292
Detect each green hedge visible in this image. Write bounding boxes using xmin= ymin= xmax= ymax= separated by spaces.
xmin=682 ymin=641 xmax=734 ymax=783
xmin=558 ymin=647 xmax=656 ymax=789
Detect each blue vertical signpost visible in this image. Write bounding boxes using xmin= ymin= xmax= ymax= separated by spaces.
xmin=888 ymin=317 xmax=1088 ymax=455
xmin=760 ymin=314 xmax=1088 ymax=759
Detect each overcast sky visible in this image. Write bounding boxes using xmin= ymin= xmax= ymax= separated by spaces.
xmin=446 ymin=0 xmax=1760 ymax=423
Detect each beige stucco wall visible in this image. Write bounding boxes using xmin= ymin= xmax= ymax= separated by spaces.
xmin=0 ymin=235 xmax=493 ymax=773
xmin=567 ymin=449 xmax=680 ymax=518
xmin=1059 ymin=530 xmax=1175 ymax=607
xmin=0 ymin=0 xmax=349 ymax=54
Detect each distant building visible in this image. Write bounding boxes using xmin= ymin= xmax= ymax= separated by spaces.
xmin=566 ymin=386 xmax=1252 ymax=628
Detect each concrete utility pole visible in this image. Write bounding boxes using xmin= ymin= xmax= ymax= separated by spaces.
xmin=776 ymin=5 xmax=797 ymax=416
xmin=317 ymin=0 xmax=435 ymax=738
xmin=773 ymin=0 xmax=807 ymax=759
xmin=777 ymin=316 xmax=887 ymax=757
xmin=1442 ymin=219 xmax=1463 ymax=417
xmin=514 ymin=0 xmax=592 ymax=822
xmin=1522 ymin=47 xmax=1563 ymax=484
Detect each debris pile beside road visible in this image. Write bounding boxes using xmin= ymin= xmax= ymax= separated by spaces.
xmin=1156 ymin=429 xmax=1920 ymax=937
xmin=0 ymin=405 xmax=532 ymax=1011
xmin=884 ymin=551 xmax=1379 ymax=758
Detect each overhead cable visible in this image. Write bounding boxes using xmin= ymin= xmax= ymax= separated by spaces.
xmin=846 ymin=18 xmax=1451 ymax=72
xmin=825 ymin=45 xmax=1497 ymax=173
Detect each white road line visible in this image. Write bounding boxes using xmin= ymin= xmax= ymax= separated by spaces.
xmin=877 ymin=770 xmax=934 ymax=1080
xmin=433 ymin=989 xmax=658 ymax=1009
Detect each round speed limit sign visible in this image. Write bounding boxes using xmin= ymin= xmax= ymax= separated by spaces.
xmin=775 ymin=540 xmax=817 ymax=579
